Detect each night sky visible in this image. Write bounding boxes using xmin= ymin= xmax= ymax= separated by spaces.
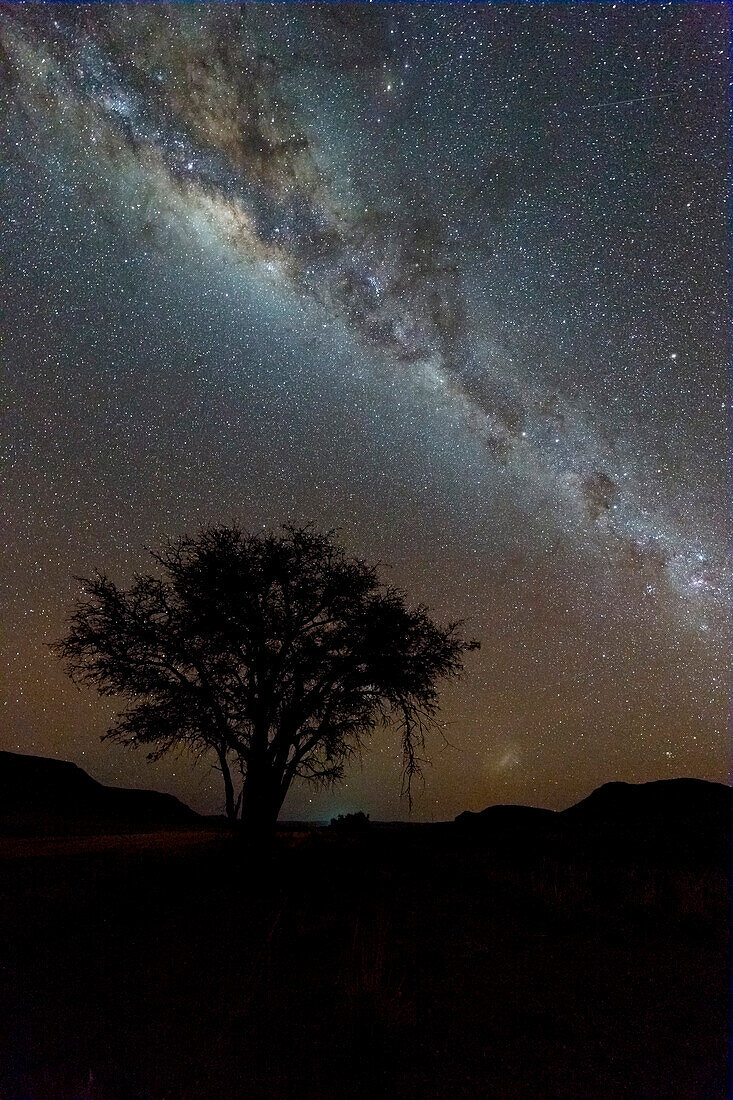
xmin=2 ymin=3 xmax=729 ymax=821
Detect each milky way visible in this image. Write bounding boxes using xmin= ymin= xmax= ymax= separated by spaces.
xmin=2 ymin=5 xmax=729 ymax=818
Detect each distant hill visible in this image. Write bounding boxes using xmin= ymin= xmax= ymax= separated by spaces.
xmin=455 ymin=778 xmax=731 ymax=862
xmin=455 ymin=803 xmax=558 ymax=832
xmin=561 ymin=777 xmax=731 ymax=825
xmin=0 ymin=751 xmax=199 ymax=835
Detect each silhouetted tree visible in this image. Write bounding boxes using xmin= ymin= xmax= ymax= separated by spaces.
xmin=56 ymin=525 xmax=478 ymax=842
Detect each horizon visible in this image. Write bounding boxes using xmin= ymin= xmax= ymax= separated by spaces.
xmin=2 ymin=746 xmax=729 ymax=829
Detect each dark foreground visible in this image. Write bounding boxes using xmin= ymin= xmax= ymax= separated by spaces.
xmin=0 ymin=825 xmax=728 ymax=1099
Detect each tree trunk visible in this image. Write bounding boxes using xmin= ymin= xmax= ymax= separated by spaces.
xmin=240 ymin=757 xmax=286 ymax=846
xmin=215 ymin=745 xmax=239 ymax=829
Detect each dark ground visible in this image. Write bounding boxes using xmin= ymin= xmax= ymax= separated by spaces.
xmin=0 ymin=824 xmax=728 ymax=1099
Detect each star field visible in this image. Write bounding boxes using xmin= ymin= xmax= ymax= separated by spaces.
xmin=1 ymin=4 xmax=729 ymax=819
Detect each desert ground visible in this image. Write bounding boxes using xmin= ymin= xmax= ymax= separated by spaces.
xmin=0 ymin=823 xmax=727 ymax=1099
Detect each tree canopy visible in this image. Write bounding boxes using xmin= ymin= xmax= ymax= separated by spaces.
xmin=56 ymin=525 xmax=478 ymax=839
